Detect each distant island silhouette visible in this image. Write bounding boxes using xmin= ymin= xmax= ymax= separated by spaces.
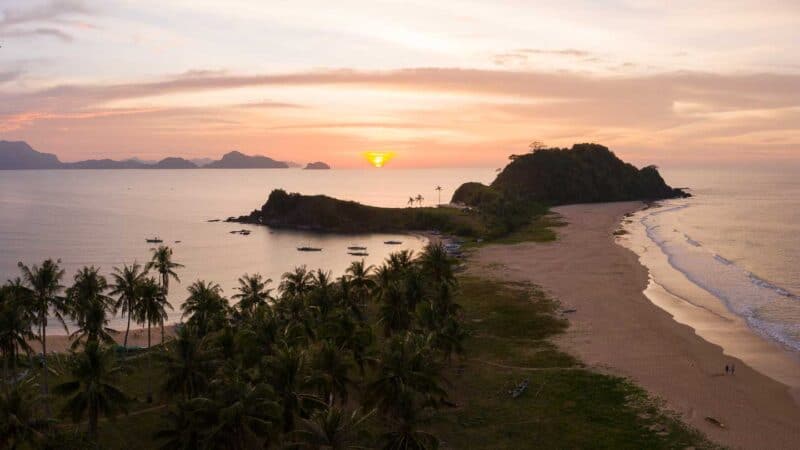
xmin=0 ymin=141 xmax=328 ymax=170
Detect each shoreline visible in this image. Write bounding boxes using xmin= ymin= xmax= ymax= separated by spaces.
xmin=471 ymin=201 xmax=800 ymax=449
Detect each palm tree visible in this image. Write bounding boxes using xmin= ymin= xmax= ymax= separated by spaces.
xmin=307 ymin=341 xmax=354 ymax=406
xmin=0 ymin=380 xmax=52 ymax=449
xmin=152 ymin=400 xmax=204 ymax=450
xmin=198 ymin=374 xmax=282 ymax=449
xmin=434 ymin=185 xmax=442 ymax=205
xmin=265 ymin=343 xmax=308 ymax=432
xmin=290 ymin=406 xmax=374 ymax=450
xmin=66 ymin=266 xmax=115 ymax=349
xmin=418 ymin=242 xmax=455 ymax=286
xmin=181 ymin=280 xmax=228 ymax=337
xmin=135 ymin=277 xmax=172 ymax=403
xmin=407 ymin=197 xmax=415 ymax=208
xmin=280 ymin=266 xmax=313 ymax=299
xmin=232 ymin=273 xmax=273 ymax=318
xmin=147 ymin=246 xmax=183 ymax=343
xmin=346 ymin=260 xmax=375 ymax=307
xmin=160 ymin=326 xmax=208 ymax=400
xmin=0 ymin=283 xmax=35 ymax=385
xmin=53 ymin=341 xmax=128 ymax=439
xmin=415 ymin=194 xmax=424 ymax=207
xmin=109 ymin=263 xmax=148 ymax=351
xmin=377 ymin=283 xmax=411 ymax=337
xmin=17 ymin=259 xmax=66 ymax=415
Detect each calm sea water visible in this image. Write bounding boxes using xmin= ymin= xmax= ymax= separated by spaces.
xmin=0 ymin=168 xmax=495 ymax=333
xmin=628 ymin=165 xmax=800 ymax=354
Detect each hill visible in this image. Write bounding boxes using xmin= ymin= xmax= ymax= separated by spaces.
xmin=205 ymin=151 xmax=289 ymax=168
xmin=453 ymin=143 xmax=688 ymax=207
xmin=231 ymin=189 xmax=486 ymax=235
xmin=0 ymin=141 xmax=62 ymax=169
xmin=154 ymin=157 xmax=197 ymax=169
xmin=304 ymin=161 xmax=331 ymax=170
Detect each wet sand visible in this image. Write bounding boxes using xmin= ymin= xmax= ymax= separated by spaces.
xmin=471 ymin=202 xmax=800 ymax=449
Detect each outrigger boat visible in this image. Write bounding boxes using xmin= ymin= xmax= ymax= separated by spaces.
xmin=347 ymin=245 xmax=367 ymax=250
xmin=297 ymin=246 xmax=322 ymax=252
xmin=384 ymin=240 xmax=403 ymax=245
xmin=145 ymin=237 xmax=163 ymax=243
xmin=348 ymin=251 xmax=369 ymax=256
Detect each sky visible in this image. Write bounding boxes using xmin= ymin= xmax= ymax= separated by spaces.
xmin=1 ymin=0 xmax=799 ymax=168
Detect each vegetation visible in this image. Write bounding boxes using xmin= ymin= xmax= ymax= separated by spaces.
xmin=454 ymin=143 xmax=689 ymax=208
xmin=232 ymin=189 xmax=490 ymax=237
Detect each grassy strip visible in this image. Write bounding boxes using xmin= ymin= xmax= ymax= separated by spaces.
xmin=427 ymin=277 xmax=718 ymax=449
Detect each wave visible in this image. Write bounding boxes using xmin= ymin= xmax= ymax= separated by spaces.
xmin=640 ymin=203 xmax=800 ymax=352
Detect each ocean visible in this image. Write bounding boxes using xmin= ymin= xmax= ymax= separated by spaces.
xmin=620 ymin=165 xmax=800 ymax=384
xmin=0 ymin=168 xmax=495 ymax=333
xmin=3 ymin=165 xmax=799 ymax=365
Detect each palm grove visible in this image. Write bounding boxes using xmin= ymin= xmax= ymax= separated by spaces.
xmin=0 ymin=242 xmax=465 ymax=449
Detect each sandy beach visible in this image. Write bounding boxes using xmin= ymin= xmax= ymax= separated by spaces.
xmin=471 ymin=202 xmax=800 ymax=449
xmin=29 ymin=325 xmax=178 ymax=354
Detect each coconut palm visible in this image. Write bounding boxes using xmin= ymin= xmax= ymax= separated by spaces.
xmin=377 ymin=283 xmax=412 ymax=337
xmin=160 ymin=326 xmax=209 ymax=400
xmin=265 ymin=343 xmax=309 ymax=432
xmin=135 ymin=277 xmax=172 ymax=403
xmin=0 ymin=283 xmax=35 ymax=384
xmin=147 ymin=246 xmax=183 ymax=343
xmin=418 ymin=242 xmax=455 ymax=286
xmin=17 ymin=258 xmax=66 ymax=414
xmin=386 ymin=250 xmax=414 ymax=275
xmin=109 ymin=263 xmax=148 ymax=351
xmin=66 ymin=266 xmax=115 ymax=349
xmin=415 ymin=194 xmax=424 ymax=207
xmin=280 ymin=266 xmax=313 ymax=300
xmin=152 ymin=400 xmax=204 ymax=450
xmin=232 ymin=273 xmax=273 ymax=318
xmin=407 ymin=197 xmax=415 ymax=207
xmin=346 ymin=260 xmax=375 ymax=306
xmin=198 ymin=374 xmax=282 ymax=450
xmin=181 ymin=280 xmax=228 ymax=337
xmin=307 ymin=341 xmax=354 ymax=406
xmin=53 ymin=341 xmax=128 ymax=439
xmin=290 ymin=406 xmax=374 ymax=450
xmin=434 ymin=185 xmax=442 ymax=205
xmin=367 ymin=333 xmax=446 ymax=419
xmin=0 ymin=380 xmax=52 ymax=449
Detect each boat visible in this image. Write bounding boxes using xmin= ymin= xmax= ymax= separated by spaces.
xmin=297 ymin=246 xmax=323 ymax=252
xmin=384 ymin=240 xmax=403 ymax=245
xmin=145 ymin=237 xmax=163 ymax=243
xmin=347 ymin=245 xmax=367 ymax=250
xmin=240 ymin=230 xmax=251 ymax=235
xmin=348 ymin=251 xmax=369 ymax=256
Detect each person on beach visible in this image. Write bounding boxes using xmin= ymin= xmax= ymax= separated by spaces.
xmin=731 ymin=363 xmax=735 ymax=375
xmin=725 ymin=365 xmax=729 ymax=374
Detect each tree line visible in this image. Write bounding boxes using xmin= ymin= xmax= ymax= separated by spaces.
xmin=1 ymin=242 xmax=465 ymax=449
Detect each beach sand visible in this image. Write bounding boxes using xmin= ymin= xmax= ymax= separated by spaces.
xmin=470 ymin=202 xmax=800 ymax=449
xmin=29 ymin=324 xmax=178 ymax=354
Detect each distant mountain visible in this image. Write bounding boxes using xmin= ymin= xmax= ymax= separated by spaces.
xmin=189 ymin=157 xmax=215 ymax=167
xmin=205 ymin=151 xmax=289 ymax=169
xmin=304 ymin=161 xmax=331 ymax=170
xmin=64 ymin=159 xmax=149 ymax=169
xmin=0 ymin=141 xmax=62 ymax=169
xmin=0 ymin=141 xmax=292 ymax=170
xmin=154 ymin=157 xmax=197 ymax=169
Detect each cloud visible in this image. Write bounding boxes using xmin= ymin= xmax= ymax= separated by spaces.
xmin=0 ymin=0 xmax=90 ymax=42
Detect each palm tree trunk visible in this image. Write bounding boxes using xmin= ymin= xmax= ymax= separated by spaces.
xmin=161 ymin=321 xmax=165 ymax=346
xmin=41 ymin=312 xmax=51 ymax=416
xmin=89 ymin=402 xmax=98 ymax=439
xmin=123 ymin=306 xmax=131 ymax=351
xmin=147 ymin=320 xmax=152 ymax=403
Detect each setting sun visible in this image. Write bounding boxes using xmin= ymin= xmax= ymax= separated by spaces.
xmin=365 ymin=151 xmax=395 ymax=168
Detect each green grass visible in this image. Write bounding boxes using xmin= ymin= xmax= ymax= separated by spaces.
xmin=426 ymin=277 xmax=717 ymax=449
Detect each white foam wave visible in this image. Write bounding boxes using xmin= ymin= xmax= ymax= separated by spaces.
xmin=641 ymin=203 xmax=800 ymax=351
